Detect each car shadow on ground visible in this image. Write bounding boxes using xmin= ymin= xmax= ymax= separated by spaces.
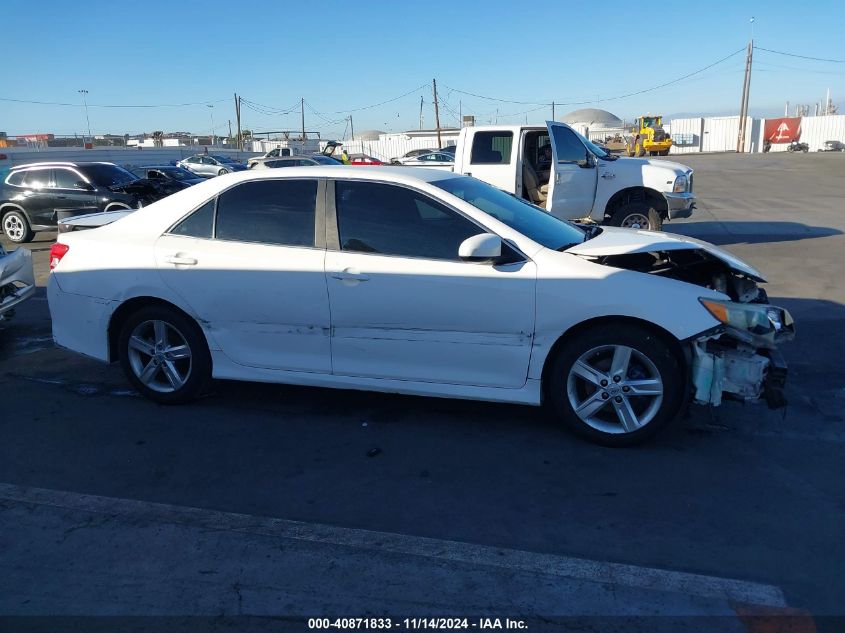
xmin=667 ymin=221 xmax=842 ymax=245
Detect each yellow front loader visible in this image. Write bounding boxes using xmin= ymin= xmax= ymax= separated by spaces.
xmin=626 ymin=115 xmax=672 ymax=157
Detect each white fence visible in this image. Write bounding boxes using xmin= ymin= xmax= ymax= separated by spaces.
xmin=332 ymin=134 xmax=460 ymax=162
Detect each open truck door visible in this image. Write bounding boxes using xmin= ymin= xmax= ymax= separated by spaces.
xmin=545 ymin=121 xmax=598 ymax=220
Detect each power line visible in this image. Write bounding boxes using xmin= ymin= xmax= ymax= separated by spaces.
xmin=0 ymin=96 xmax=228 ymax=108
xmin=754 ymin=46 xmax=845 ymax=63
xmin=325 ymin=83 xmax=429 ymax=114
xmin=443 ymin=47 xmax=746 ymax=108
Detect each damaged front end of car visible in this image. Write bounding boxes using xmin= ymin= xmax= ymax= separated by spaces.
xmin=578 ymin=244 xmax=795 ymax=410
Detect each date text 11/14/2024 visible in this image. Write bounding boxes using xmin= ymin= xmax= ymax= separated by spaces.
xmin=308 ymin=618 xmax=528 ymax=630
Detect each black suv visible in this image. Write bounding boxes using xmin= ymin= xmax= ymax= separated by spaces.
xmin=0 ymin=161 xmax=170 ymax=243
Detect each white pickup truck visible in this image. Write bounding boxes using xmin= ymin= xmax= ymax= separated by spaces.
xmin=451 ymin=122 xmax=695 ymax=231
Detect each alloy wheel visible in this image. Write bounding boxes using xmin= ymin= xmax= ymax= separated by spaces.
xmin=3 ymin=214 xmax=24 ymax=241
xmin=126 ymin=319 xmax=193 ymax=393
xmin=566 ymin=344 xmax=664 ymax=434
xmin=620 ymin=213 xmax=650 ymax=230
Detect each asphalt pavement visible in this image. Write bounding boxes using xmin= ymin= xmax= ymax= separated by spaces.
xmin=1 ymin=152 xmax=843 ymax=632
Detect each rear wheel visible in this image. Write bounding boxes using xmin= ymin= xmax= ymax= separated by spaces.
xmin=547 ymin=324 xmax=684 ymax=446
xmin=609 ymin=202 xmax=663 ymax=231
xmin=118 ymin=305 xmax=211 ymax=404
xmin=2 ymin=210 xmax=33 ymax=243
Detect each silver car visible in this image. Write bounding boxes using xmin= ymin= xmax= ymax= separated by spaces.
xmin=177 ymin=154 xmax=247 ymax=177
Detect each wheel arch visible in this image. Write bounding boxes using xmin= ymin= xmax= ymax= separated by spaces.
xmin=108 ymin=295 xmax=211 ymax=363
xmin=0 ymin=203 xmax=29 ymax=222
xmin=603 ymin=187 xmax=667 ymax=221
xmin=539 ymin=315 xmax=689 ymax=404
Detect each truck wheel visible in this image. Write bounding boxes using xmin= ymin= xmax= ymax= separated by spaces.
xmin=659 ymin=149 xmax=670 ymax=156
xmin=609 ymin=202 xmax=663 ymax=231
xmin=636 ymin=143 xmax=646 ymax=157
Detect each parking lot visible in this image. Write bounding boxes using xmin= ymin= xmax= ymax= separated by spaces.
xmin=1 ymin=153 xmax=844 ymax=629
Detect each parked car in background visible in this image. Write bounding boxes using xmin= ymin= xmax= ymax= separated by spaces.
xmin=396 ymin=151 xmax=455 ymax=170
xmin=819 ymin=140 xmax=844 ymax=152
xmin=0 ymin=161 xmax=176 ymax=243
xmin=349 ymin=154 xmax=384 ymax=165
xmin=247 ymin=148 xmax=293 ymax=169
xmin=389 ymin=148 xmax=436 ymax=164
xmin=0 ymin=243 xmax=35 ymax=321
xmin=48 ymin=167 xmax=792 ymax=446
xmin=250 ymin=155 xmax=343 ymax=169
xmin=129 ymin=165 xmax=205 ymax=188
xmin=177 ymin=154 xmax=247 ymax=177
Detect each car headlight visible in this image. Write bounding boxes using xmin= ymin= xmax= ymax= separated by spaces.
xmin=699 ymin=298 xmax=793 ymax=334
xmin=672 ymin=175 xmax=688 ymax=193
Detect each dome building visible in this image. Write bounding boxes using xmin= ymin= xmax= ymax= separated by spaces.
xmin=561 ymin=108 xmax=623 ymax=128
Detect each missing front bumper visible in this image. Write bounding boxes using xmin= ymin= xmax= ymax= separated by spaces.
xmin=691 ymin=336 xmax=789 ymax=409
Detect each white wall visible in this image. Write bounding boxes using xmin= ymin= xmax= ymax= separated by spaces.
xmin=327 ymin=131 xmax=460 ymax=162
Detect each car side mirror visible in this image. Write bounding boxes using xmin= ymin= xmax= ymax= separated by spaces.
xmin=459 ymin=233 xmax=502 ymax=263
xmin=75 ymin=181 xmax=94 ymax=190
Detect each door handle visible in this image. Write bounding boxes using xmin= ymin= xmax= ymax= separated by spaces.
xmin=601 ymin=172 xmax=616 ymax=179
xmin=463 ymin=172 xmax=472 ymax=177
xmin=331 ymin=269 xmax=369 ymax=282
xmin=165 ymin=254 xmax=198 ymax=266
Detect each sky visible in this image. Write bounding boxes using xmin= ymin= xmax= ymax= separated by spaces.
xmin=2 ymin=0 xmax=844 ymax=139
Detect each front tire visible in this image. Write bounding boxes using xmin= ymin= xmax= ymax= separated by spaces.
xmin=218 ymin=168 xmax=228 ymax=176
xmin=2 ymin=210 xmax=33 ymax=243
xmin=609 ymin=202 xmax=663 ymax=231
xmin=547 ymin=324 xmax=684 ymax=446
xmin=118 ymin=305 xmax=211 ymax=404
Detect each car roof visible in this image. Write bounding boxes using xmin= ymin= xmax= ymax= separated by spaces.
xmin=11 ymin=161 xmax=118 ymax=170
xmin=222 ymin=165 xmax=457 ymax=185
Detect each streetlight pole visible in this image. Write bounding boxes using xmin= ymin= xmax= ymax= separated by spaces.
xmin=78 ymin=89 xmax=91 ymax=147
xmin=207 ymin=104 xmax=215 ymax=147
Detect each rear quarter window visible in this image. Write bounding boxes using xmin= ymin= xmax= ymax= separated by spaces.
xmin=470 ymin=132 xmax=513 ymax=165
xmin=5 ymin=171 xmax=26 ymax=186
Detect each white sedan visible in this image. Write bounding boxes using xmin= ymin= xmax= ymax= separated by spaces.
xmin=47 ymin=167 xmax=793 ymax=446
xmin=396 ymin=151 xmax=454 ymax=170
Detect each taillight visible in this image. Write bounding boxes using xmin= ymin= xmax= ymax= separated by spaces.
xmin=49 ymin=243 xmax=70 ymax=271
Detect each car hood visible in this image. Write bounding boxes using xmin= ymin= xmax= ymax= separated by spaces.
xmin=565 ymin=226 xmax=765 ymax=282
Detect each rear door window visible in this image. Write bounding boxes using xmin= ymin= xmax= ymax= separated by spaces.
xmin=52 ymin=168 xmax=83 ymax=189
xmin=22 ymin=168 xmax=51 ymax=189
xmin=215 ymin=179 xmax=317 ymax=247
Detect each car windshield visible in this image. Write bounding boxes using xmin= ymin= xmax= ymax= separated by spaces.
xmin=160 ymin=167 xmax=199 ymax=181
xmin=78 ymin=164 xmax=137 ymax=187
xmin=432 ymin=176 xmax=586 ymax=250
xmin=310 ymin=155 xmax=343 ymax=165
xmin=211 ymin=155 xmax=239 ymax=164
xmin=577 ymin=132 xmax=614 ymax=160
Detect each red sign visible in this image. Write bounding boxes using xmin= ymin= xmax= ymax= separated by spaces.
xmin=764 ymin=117 xmax=801 ymax=144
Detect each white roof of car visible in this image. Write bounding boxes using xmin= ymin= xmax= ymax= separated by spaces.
xmin=223 ymin=165 xmax=457 ymax=185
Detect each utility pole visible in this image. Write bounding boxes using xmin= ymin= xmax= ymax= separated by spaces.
xmin=551 ymin=101 xmax=555 ymax=121
xmin=228 ymin=120 xmax=232 ymax=142
xmin=432 ymin=78 xmax=442 ymax=148
xmin=207 ymin=104 xmax=215 ymax=147
xmin=419 ymin=96 xmax=424 ymax=130
xmin=78 ymin=89 xmax=91 ymax=146
xmin=736 ymin=39 xmax=753 ymax=152
xmin=348 ymin=115 xmax=354 ymax=141
xmin=300 ymin=97 xmax=306 ymax=147
xmin=235 ymin=93 xmax=242 ymax=150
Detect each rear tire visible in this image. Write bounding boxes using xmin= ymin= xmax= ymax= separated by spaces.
xmin=609 ymin=202 xmax=663 ymax=231
xmin=1 ymin=209 xmax=33 ymax=243
xmin=547 ymin=323 xmax=684 ymax=447
xmin=118 ymin=305 xmax=211 ymax=404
